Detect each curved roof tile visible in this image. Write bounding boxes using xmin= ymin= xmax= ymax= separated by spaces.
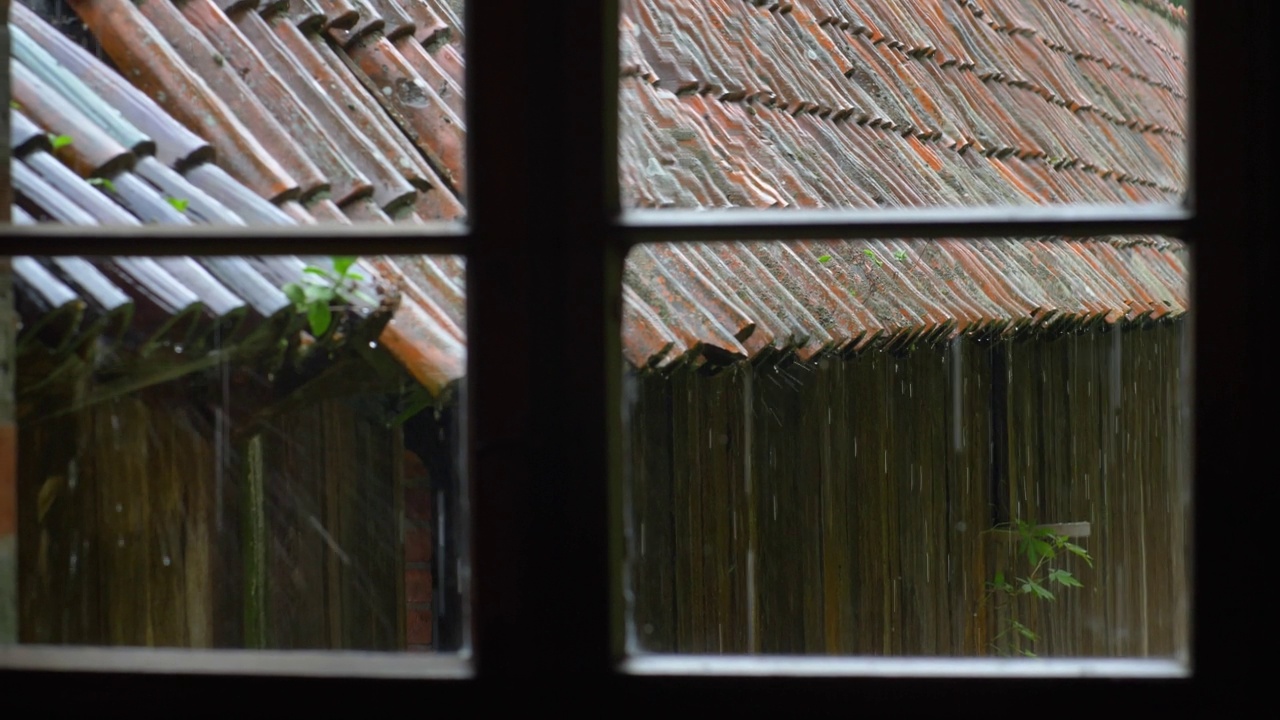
xmin=8 ymin=0 xmax=1188 ymax=392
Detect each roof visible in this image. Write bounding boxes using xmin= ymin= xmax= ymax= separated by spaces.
xmin=7 ymin=0 xmax=1188 ymax=394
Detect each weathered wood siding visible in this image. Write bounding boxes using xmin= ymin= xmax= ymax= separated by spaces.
xmin=17 ymin=381 xmax=406 ymax=650
xmin=627 ymin=322 xmax=1189 ymax=657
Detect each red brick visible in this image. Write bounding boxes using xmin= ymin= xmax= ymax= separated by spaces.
xmin=404 ymin=526 xmax=434 ymax=564
xmin=403 ymin=450 xmax=431 ymax=485
xmin=406 ymin=607 xmax=433 ymax=646
xmin=405 ymin=568 xmax=433 ymax=603
xmin=404 ymin=487 xmax=432 ymax=522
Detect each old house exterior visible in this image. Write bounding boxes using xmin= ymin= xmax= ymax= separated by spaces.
xmin=4 ymin=0 xmax=1188 ymax=657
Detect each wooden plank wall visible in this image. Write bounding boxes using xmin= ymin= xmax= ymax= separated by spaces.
xmin=628 ymin=322 xmax=1189 ymax=657
xmin=18 ymin=385 xmax=224 ymax=646
xmin=255 ymin=397 xmax=402 ymax=650
xmin=17 ymin=384 xmax=405 ymax=650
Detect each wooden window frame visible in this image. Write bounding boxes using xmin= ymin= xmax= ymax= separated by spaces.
xmin=0 ymin=0 xmax=1270 ymax=711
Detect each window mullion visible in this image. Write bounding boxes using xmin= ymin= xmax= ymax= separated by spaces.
xmin=1186 ymin=0 xmax=1271 ymax=693
xmin=466 ymin=0 xmax=621 ymax=679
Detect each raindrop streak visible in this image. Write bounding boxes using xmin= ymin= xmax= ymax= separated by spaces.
xmin=951 ymin=337 xmax=963 ymax=452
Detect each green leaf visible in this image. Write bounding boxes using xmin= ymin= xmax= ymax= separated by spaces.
xmin=1011 ymin=620 xmax=1039 ymax=641
xmin=166 ymin=197 xmax=189 ymax=213
xmin=49 ymin=133 xmax=73 ymax=150
xmin=282 ymin=282 xmax=306 ymax=307
xmin=302 ymin=283 xmax=332 ymax=304
xmin=994 ymin=571 xmax=1005 ymax=588
xmin=1062 ymin=542 xmax=1093 ymax=566
xmin=9 ymin=100 xmax=20 ymax=109
xmin=894 ymin=250 xmax=908 ymax=261
xmin=303 ymin=266 xmax=335 ymax=280
xmin=307 ymin=301 xmax=332 ymax=336
xmin=87 ymin=177 xmax=117 ymax=193
xmin=1049 ymin=569 xmax=1083 ymax=588
xmin=1026 ymin=538 xmax=1054 ymax=565
xmin=343 ymin=272 xmax=365 ymax=282
xmin=817 ymin=254 xmax=832 ymax=264
xmin=862 ymin=248 xmax=881 ymax=266
xmin=1020 ymin=648 xmax=1038 ymax=658
xmin=332 ymin=256 xmax=358 ymax=275
xmin=1020 ymin=578 xmax=1055 ymax=601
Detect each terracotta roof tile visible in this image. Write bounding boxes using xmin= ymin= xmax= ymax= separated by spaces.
xmin=346 ymin=31 xmax=465 ymax=194
xmin=67 ymin=0 xmax=303 ymax=201
xmin=9 ymin=0 xmax=1188 ymax=391
xmin=11 ymin=59 xmax=135 ymax=178
xmin=177 ymin=0 xmax=373 ymax=207
xmin=133 ymin=155 xmax=246 ymax=225
xmin=12 ymin=4 xmax=213 ymax=168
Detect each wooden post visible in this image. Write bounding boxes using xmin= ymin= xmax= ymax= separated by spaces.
xmin=242 ymin=435 xmax=267 ymax=648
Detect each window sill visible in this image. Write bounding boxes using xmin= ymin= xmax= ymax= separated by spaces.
xmin=620 ymin=654 xmax=1189 ymax=679
xmin=0 ymin=646 xmax=472 ymax=679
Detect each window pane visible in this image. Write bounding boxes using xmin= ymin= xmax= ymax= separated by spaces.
xmin=622 ymin=237 xmax=1190 ymax=659
xmin=0 ymin=253 xmax=467 ymax=653
xmin=619 ymin=0 xmax=1187 ymax=210
xmin=6 ymin=0 xmax=465 ymax=226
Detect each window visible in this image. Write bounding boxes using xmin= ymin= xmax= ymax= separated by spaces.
xmin=0 ymin=0 xmax=1269 ymax=710
xmin=617 ymin=0 xmax=1191 ymax=662
xmin=2 ymin=0 xmax=471 ymax=657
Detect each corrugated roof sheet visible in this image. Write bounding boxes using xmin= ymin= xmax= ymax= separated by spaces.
xmin=8 ymin=0 xmax=1188 ymax=390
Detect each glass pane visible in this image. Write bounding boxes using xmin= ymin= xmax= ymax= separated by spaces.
xmin=619 ymin=0 xmax=1187 ymax=210
xmin=6 ymin=0 xmax=465 ymax=226
xmin=0 ymin=253 xmax=468 ymax=652
xmin=622 ymin=237 xmax=1190 ymax=659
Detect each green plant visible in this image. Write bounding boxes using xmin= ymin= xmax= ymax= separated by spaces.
xmin=862 ymin=248 xmax=882 ymax=266
xmin=893 ymin=249 xmax=908 ymax=262
xmin=817 ymin=254 xmax=832 ymax=264
xmin=166 ymin=197 xmax=190 ymax=213
xmin=984 ymin=520 xmax=1092 ymax=657
xmin=87 ymin=177 xmax=117 ymax=193
xmin=48 ymin=133 xmax=72 ymax=150
xmin=282 ymin=256 xmax=374 ymax=337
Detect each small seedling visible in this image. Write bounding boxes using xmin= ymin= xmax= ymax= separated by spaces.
xmin=817 ymin=254 xmax=833 ymax=264
xmin=48 ymin=133 xmax=73 ymax=150
xmin=166 ymin=197 xmax=190 ymax=213
xmin=10 ymin=100 xmax=21 ymax=110
xmin=985 ymin=519 xmax=1092 ymax=657
xmin=87 ymin=177 xmax=117 ymax=193
xmin=862 ymin=248 xmax=882 ymax=266
xmin=894 ymin=249 xmax=908 ymax=262
xmin=282 ymin=256 xmax=376 ymax=337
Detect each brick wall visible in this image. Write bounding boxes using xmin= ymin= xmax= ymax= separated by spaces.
xmin=402 ymin=450 xmax=434 ymax=650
